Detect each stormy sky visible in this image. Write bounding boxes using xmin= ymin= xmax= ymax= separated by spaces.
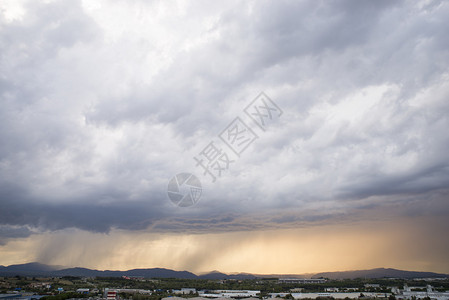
xmin=1 ymin=0 xmax=449 ymax=274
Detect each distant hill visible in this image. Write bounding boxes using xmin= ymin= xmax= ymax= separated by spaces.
xmin=0 ymin=262 xmax=63 ymax=276
xmin=256 ymin=273 xmax=316 ymax=279
xmin=123 ymin=268 xmax=197 ymax=279
xmin=0 ymin=263 xmax=197 ymax=278
xmin=312 ymin=268 xmax=448 ymax=279
xmin=198 ymin=271 xmax=256 ymax=280
xmin=0 ymin=263 xmax=447 ymax=279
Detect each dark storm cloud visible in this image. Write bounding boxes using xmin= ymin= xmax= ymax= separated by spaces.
xmin=0 ymin=225 xmax=34 ymax=245
xmin=1 ymin=0 xmax=449 ymax=241
xmin=0 ymin=181 xmax=162 ymax=233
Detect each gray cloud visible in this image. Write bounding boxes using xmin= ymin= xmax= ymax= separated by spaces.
xmin=0 ymin=225 xmax=34 ymax=245
xmin=1 ymin=0 xmax=449 ymax=242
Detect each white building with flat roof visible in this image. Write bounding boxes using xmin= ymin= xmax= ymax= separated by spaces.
xmin=199 ymin=290 xmax=260 ymax=298
xmin=394 ymin=285 xmax=449 ymax=300
xmin=173 ymin=288 xmax=196 ymax=295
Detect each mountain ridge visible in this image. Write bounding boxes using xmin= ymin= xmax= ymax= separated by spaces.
xmin=0 ymin=263 xmax=447 ymax=279
xmin=312 ymin=267 xmax=449 ymax=279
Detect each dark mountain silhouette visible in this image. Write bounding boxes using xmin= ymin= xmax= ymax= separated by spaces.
xmin=0 ymin=263 xmax=447 ymax=279
xmin=198 ymin=271 xmax=256 ymax=280
xmin=0 ymin=262 xmax=63 ymax=276
xmin=0 ymin=264 xmax=198 ymax=279
xmin=312 ymin=268 xmax=448 ymax=279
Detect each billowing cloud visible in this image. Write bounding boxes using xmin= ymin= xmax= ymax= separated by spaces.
xmin=0 ymin=0 xmax=448 ymax=272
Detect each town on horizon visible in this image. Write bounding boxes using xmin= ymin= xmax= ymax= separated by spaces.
xmin=1 ymin=270 xmax=449 ymax=300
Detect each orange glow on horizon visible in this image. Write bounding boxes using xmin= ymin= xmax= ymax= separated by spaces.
xmin=1 ymin=215 xmax=448 ymax=274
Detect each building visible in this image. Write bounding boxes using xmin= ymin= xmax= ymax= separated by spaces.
xmin=0 ymin=295 xmax=44 ymax=300
xmin=106 ymin=290 xmax=117 ymax=300
xmin=76 ymin=289 xmax=89 ymax=294
xmin=199 ymin=290 xmax=260 ymax=298
xmin=0 ymin=295 xmax=22 ymax=300
xmin=273 ymin=292 xmax=390 ymax=299
xmin=161 ymin=297 xmax=186 ymax=300
xmin=268 ymin=293 xmax=289 ymax=298
xmin=365 ymin=284 xmax=380 ymax=288
xmin=104 ymin=288 xmax=152 ymax=297
xmin=174 ymin=288 xmax=196 ymax=295
xmin=393 ymin=285 xmax=449 ymax=300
